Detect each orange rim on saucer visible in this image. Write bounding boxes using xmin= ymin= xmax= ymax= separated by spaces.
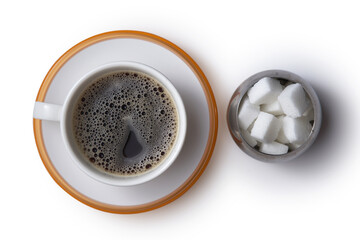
xmin=33 ymin=30 xmax=218 ymax=214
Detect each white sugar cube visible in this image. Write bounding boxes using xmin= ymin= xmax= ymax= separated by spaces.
xmin=284 ymin=81 xmax=293 ymax=87
xmin=250 ymin=112 xmax=281 ymax=143
xmin=289 ymin=143 xmax=302 ymax=151
xmin=303 ymin=106 xmax=314 ymax=122
xmin=260 ymin=142 xmax=289 ymax=155
xmin=282 ymin=116 xmax=312 ymax=144
xmin=278 ymin=83 xmax=309 ymax=118
xmin=241 ymin=129 xmax=257 ymax=147
xmin=247 ymin=77 xmax=283 ymax=105
xmin=238 ymin=97 xmax=260 ymax=130
xmin=261 ymin=99 xmax=284 ymax=115
xmin=276 ymin=116 xmax=290 ymax=144
xmin=248 ymin=121 xmax=255 ymax=132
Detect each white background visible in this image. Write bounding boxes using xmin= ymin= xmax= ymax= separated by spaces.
xmin=1 ymin=0 xmax=360 ymax=239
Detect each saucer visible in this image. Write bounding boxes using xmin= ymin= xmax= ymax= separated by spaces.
xmin=33 ymin=31 xmax=218 ymax=213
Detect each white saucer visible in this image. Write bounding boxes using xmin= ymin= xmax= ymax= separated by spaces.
xmin=34 ymin=31 xmax=218 ymax=213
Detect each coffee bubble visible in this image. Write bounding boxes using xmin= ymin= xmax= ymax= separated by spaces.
xmin=72 ymin=71 xmax=178 ymax=176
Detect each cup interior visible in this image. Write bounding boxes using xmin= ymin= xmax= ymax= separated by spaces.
xmin=60 ymin=61 xmax=187 ymax=186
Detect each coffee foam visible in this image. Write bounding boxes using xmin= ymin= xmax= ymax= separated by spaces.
xmin=72 ymin=71 xmax=178 ymax=176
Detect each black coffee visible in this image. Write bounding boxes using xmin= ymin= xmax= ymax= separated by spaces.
xmin=72 ymin=71 xmax=178 ymax=176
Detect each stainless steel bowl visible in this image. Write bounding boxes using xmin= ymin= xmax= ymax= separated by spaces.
xmin=227 ymin=70 xmax=322 ymax=162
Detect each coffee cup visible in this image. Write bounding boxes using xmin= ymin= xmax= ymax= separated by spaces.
xmin=33 ymin=61 xmax=187 ymax=186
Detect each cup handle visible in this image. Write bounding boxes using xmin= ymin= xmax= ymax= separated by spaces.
xmin=33 ymin=102 xmax=63 ymax=122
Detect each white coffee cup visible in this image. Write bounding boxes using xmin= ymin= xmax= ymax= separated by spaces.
xmin=33 ymin=61 xmax=187 ymax=186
